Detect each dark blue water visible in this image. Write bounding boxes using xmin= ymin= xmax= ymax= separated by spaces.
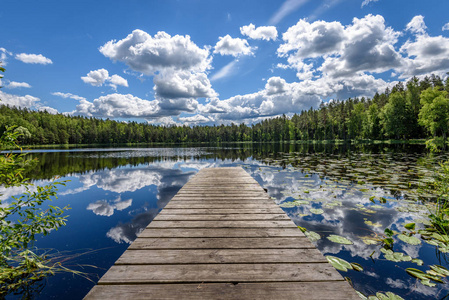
xmin=2 ymin=144 xmax=448 ymax=299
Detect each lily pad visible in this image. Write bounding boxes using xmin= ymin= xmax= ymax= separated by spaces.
xmin=350 ymin=262 xmax=363 ymax=272
xmin=404 ymin=223 xmax=416 ymax=230
xmin=406 ymin=268 xmax=444 ymax=284
xmin=305 ymin=231 xmax=321 ymax=243
xmin=327 ymin=234 xmax=353 ymax=245
xmin=361 ymin=237 xmax=379 ymax=245
xmin=398 ymin=234 xmax=421 ymax=245
xmin=326 ymin=255 xmax=352 ymax=272
xmin=310 ymin=208 xmax=324 ymax=215
xmin=429 ymin=265 xmax=449 ymax=277
xmin=279 ymin=200 xmax=310 ymax=208
xmin=364 ymin=220 xmax=382 ymax=227
xmin=381 ymin=248 xmax=411 ymax=262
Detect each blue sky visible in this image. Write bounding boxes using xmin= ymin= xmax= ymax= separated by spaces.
xmin=1 ymin=0 xmax=449 ymax=125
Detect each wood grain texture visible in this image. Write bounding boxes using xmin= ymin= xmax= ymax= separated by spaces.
xmin=86 ymin=282 xmax=360 ymax=300
xmin=116 ymin=248 xmax=327 ymax=264
xmin=128 ymin=237 xmax=312 ymax=250
xmin=147 ymin=220 xmax=298 ymax=228
xmin=98 ymin=263 xmax=343 ymax=284
xmin=153 ymin=213 xmax=290 ymax=221
xmin=137 ymin=228 xmax=305 ymax=238
xmin=159 ymin=208 xmax=283 ymax=214
xmin=84 ymin=167 xmax=358 ymax=299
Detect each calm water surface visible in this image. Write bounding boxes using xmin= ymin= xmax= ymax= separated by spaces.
xmin=2 ymin=143 xmax=449 ymax=299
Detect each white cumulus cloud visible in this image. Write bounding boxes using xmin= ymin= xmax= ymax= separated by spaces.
xmin=240 ymin=24 xmax=278 ymax=41
xmin=74 ymin=93 xmax=160 ymax=118
xmin=0 ymin=90 xmax=40 ymax=108
xmin=178 ymin=114 xmax=213 ymax=125
xmin=214 ymin=35 xmax=254 ymax=57
xmin=406 ymin=15 xmax=427 ymax=35
xmin=153 ymin=70 xmax=217 ymax=99
xmin=6 ymin=81 xmax=31 ymax=89
xmin=15 ymin=53 xmax=52 ymax=64
xmin=99 ymin=29 xmax=211 ymax=74
xmin=81 ymin=68 xmax=128 ymax=89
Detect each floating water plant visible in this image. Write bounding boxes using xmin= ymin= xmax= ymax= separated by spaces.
xmin=326 ymin=256 xmax=352 ymax=272
xmin=397 ymin=234 xmax=421 ymax=245
xmin=406 ymin=267 xmax=444 ymax=286
xmin=305 ymin=231 xmax=321 ymax=242
xmin=310 ymin=208 xmax=324 ymax=214
xmin=356 ymin=291 xmax=404 ymax=300
xmin=327 ymin=234 xmax=353 ymax=245
xmin=380 ymin=248 xmax=411 ymax=262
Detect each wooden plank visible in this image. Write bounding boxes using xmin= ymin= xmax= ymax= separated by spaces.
xmin=169 ymin=197 xmax=273 ymax=201
xmin=129 ymin=237 xmax=312 ymax=250
xmin=163 ymin=203 xmax=274 ymax=209
xmin=176 ymin=192 xmax=266 ymax=196
xmin=116 ymin=248 xmax=327 ymax=264
xmin=159 ymin=208 xmax=283 ymax=214
xmin=167 ymin=200 xmax=275 ymax=205
xmin=85 ymin=167 xmax=359 ymax=299
xmin=86 ymin=282 xmax=360 ymax=300
xmin=138 ymin=228 xmax=305 ymax=238
xmin=147 ymin=220 xmax=297 ymax=228
xmin=153 ymin=214 xmax=290 ymax=221
xmin=98 ymin=263 xmax=344 ymax=284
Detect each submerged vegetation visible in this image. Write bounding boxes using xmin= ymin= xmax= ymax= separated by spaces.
xmin=0 ymin=74 xmax=448 ymax=146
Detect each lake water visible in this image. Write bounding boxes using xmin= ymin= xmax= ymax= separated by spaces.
xmin=2 ymin=143 xmax=449 ymax=299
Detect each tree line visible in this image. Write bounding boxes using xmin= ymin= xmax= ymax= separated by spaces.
xmin=1 ymin=74 xmax=448 ymax=145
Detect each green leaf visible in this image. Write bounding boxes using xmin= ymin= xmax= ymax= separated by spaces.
xmin=310 ymin=208 xmax=324 ymax=214
xmin=429 ymin=265 xmax=449 ymax=277
xmin=384 ymin=228 xmax=394 ymax=237
xmin=305 ymin=231 xmax=321 ymax=242
xmin=406 ymin=268 xmax=428 ymax=280
xmin=327 ymin=234 xmax=353 ymax=245
xmin=350 ymin=262 xmax=363 ymax=272
xmin=326 ymin=255 xmax=352 ymax=272
xmin=397 ymin=234 xmax=421 ymax=245
xmin=384 ymin=292 xmax=405 ymax=300
xmin=404 ymin=223 xmax=415 ymax=230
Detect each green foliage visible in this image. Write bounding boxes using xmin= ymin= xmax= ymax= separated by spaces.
xmin=0 ymin=73 xmax=445 ymax=145
xmin=425 ymin=160 xmax=449 ymax=234
xmin=380 ymin=92 xmax=411 ymax=139
xmin=419 ymin=88 xmax=449 ymax=140
xmin=0 ymin=126 xmax=70 ymax=295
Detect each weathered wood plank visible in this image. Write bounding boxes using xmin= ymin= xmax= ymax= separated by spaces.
xmin=85 ymin=167 xmax=358 ymax=299
xmin=154 ymin=214 xmax=290 ymax=221
xmin=159 ymin=208 xmax=282 ymax=214
xmin=169 ymin=197 xmax=273 ymax=201
xmin=147 ymin=220 xmax=297 ymax=228
xmin=98 ymin=263 xmax=343 ymax=284
xmin=116 ymin=248 xmax=327 ymax=264
xmin=129 ymin=237 xmax=312 ymax=250
xmin=163 ymin=203 xmax=274 ymax=209
xmin=138 ymin=228 xmax=305 ymax=238
xmin=86 ymin=282 xmax=359 ymax=300
xmin=166 ymin=200 xmax=275 ymax=205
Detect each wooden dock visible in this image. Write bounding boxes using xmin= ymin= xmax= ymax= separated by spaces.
xmin=85 ymin=167 xmax=358 ymax=299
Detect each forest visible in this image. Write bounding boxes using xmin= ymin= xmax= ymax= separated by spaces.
xmin=1 ymin=74 xmax=448 ymax=145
